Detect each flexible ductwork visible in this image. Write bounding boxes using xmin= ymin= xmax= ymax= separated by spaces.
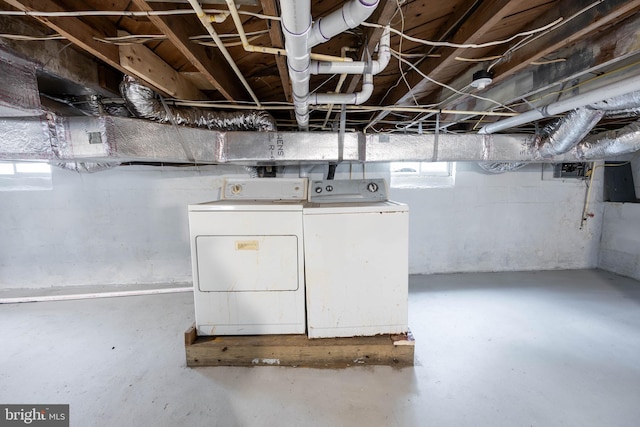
xmin=479 ymin=74 xmax=640 ymax=134
xmin=575 ymin=120 xmax=640 ymax=159
xmin=536 ymin=107 xmax=604 ymax=158
xmin=120 ymin=76 xmax=277 ymax=131
xmin=590 ymin=90 xmax=640 ymax=113
xmin=56 ymin=162 xmax=118 ymax=173
xmin=478 ymin=162 xmax=527 ymax=174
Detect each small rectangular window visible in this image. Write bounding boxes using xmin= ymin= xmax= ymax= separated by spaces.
xmin=390 ymin=162 xmax=455 ymax=188
xmin=0 ymin=161 xmax=52 ymax=191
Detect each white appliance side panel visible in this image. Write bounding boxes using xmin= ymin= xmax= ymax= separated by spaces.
xmin=196 ymin=235 xmax=299 ymax=292
xmin=303 ymin=209 xmax=408 ymax=338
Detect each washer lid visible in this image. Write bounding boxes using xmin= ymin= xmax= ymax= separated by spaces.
xmin=303 ymin=200 xmax=408 ymax=214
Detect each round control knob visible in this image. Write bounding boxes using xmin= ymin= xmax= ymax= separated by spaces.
xmin=367 ymin=182 xmax=379 ymax=192
xmin=326 ymin=185 xmax=333 ymax=192
xmin=230 ymin=184 xmax=243 ymax=195
xmin=315 ymin=187 xmax=323 ymax=193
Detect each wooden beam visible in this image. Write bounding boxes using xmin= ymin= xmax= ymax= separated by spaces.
xmin=441 ymin=10 xmax=640 ymax=127
xmin=382 ymin=0 xmax=519 ymax=107
xmin=260 ymin=0 xmax=292 ymax=104
xmin=2 ymin=0 xmax=121 ymax=74
xmin=118 ymin=31 xmax=206 ymax=100
xmin=185 ymin=328 xmax=415 ymax=368
xmin=131 ymin=0 xmax=250 ymax=102
xmin=491 ymin=0 xmax=640 ymax=85
xmin=1 ymin=0 xmax=183 ymax=96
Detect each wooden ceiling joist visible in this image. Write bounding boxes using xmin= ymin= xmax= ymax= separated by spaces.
xmin=131 ymin=0 xmax=250 ymax=102
xmin=2 ymin=0 xmax=202 ymax=98
xmin=490 ymin=0 xmax=640 ymax=85
xmin=382 ymin=0 xmax=519 ymax=108
xmin=117 ymin=31 xmax=206 ymax=100
xmin=259 ymin=0 xmax=292 ymax=104
xmin=2 ymin=0 xmax=122 ymax=74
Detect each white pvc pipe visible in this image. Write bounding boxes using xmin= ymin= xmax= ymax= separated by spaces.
xmin=0 ymin=287 xmax=193 ymax=304
xmin=310 ymin=27 xmax=390 ymax=75
xmin=308 ymin=0 xmax=379 ymax=47
xmin=479 ymin=74 xmax=640 ymax=134
xmin=311 ymin=73 xmax=373 ymax=105
xmin=282 ymin=0 xmax=380 ymax=129
xmin=280 ymin=0 xmax=312 ymax=130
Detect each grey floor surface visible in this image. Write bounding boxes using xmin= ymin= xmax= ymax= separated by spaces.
xmin=1 ymin=269 xmax=640 ymax=427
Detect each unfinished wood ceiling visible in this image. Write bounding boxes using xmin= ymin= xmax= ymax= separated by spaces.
xmin=1 ymin=0 xmax=640 ymax=133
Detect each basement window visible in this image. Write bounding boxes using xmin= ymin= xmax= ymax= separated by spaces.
xmin=390 ymin=162 xmax=455 ymax=189
xmin=0 ymin=161 xmax=52 ymax=191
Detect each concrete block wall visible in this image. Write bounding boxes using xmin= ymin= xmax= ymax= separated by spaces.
xmin=390 ymin=163 xmax=603 ymax=275
xmin=0 ymin=162 xmax=603 ymax=289
xmin=0 ymin=165 xmax=243 ymax=289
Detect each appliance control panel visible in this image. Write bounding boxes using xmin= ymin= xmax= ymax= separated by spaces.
xmin=308 ymin=178 xmax=388 ymax=203
xmin=222 ymin=178 xmax=307 ymax=200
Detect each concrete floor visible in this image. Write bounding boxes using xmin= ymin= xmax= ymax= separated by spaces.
xmin=1 ymin=269 xmax=640 ymax=427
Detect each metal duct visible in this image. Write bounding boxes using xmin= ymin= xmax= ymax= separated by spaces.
xmin=536 ymin=107 xmax=604 ymax=158
xmin=0 ymin=52 xmax=41 ymax=117
xmin=575 ymin=121 xmax=640 ymax=159
xmin=0 ymin=115 xmax=53 ymax=160
xmin=479 ymin=74 xmax=640 ymax=134
xmin=56 ymin=162 xmax=118 ymax=173
xmin=5 ymin=116 xmax=640 ymax=164
xmin=590 ymin=90 xmax=640 ymax=113
xmin=87 ymin=95 xmax=131 ymax=117
xmin=478 ymin=162 xmax=527 ymax=174
xmin=120 ymin=76 xmax=277 ymax=131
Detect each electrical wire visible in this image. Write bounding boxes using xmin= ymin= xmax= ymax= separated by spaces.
xmin=0 ymin=8 xmax=280 ymax=20
xmin=361 ymin=16 xmax=563 ymax=49
xmin=0 ymin=33 xmax=64 ymax=41
xmin=393 ymin=0 xmax=419 ymax=106
xmin=390 ymin=51 xmax=517 ymax=112
xmin=488 ymin=0 xmax=602 ymax=71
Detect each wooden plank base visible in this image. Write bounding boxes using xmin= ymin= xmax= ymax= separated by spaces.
xmin=185 ymin=325 xmax=415 ymax=368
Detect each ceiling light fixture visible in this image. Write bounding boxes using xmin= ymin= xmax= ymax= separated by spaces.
xmin=471 ymin=70 xmax=493 ymax=90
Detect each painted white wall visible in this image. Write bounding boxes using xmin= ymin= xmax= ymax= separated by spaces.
xmin=599 ymin=157 xmax=640 ymax=280
xmin=0 ymin=165 xmax=244 ymax=289
xmin=0 ymin=162 xmax=603 ymax=289
xmin=390 ymin=163 xmax=603 ymax=275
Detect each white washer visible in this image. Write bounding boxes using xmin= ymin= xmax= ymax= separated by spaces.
xmin=189 ymin=201 xmax=305 ymax=336
xmin=303 ymin=201 xmax=409 ymax=338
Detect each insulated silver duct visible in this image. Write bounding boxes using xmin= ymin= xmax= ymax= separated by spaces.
xmin=575 ymin=121 xmax=640 ymax=159
xmin=478 ymin=162 xmax=527 ymax=174
xmin=590 ymin=90 xmax=640 ymax=113
xmin=56 ymin=162 xmax=118 ymax=173
xmin=536 ymin=107 xmax=604 ymax=158
xmin=120 ymin=76 xmax=277 ymax=131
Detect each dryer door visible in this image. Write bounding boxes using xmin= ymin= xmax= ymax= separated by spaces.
xmin=195 ymin=235 xmax=300 ymax=292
